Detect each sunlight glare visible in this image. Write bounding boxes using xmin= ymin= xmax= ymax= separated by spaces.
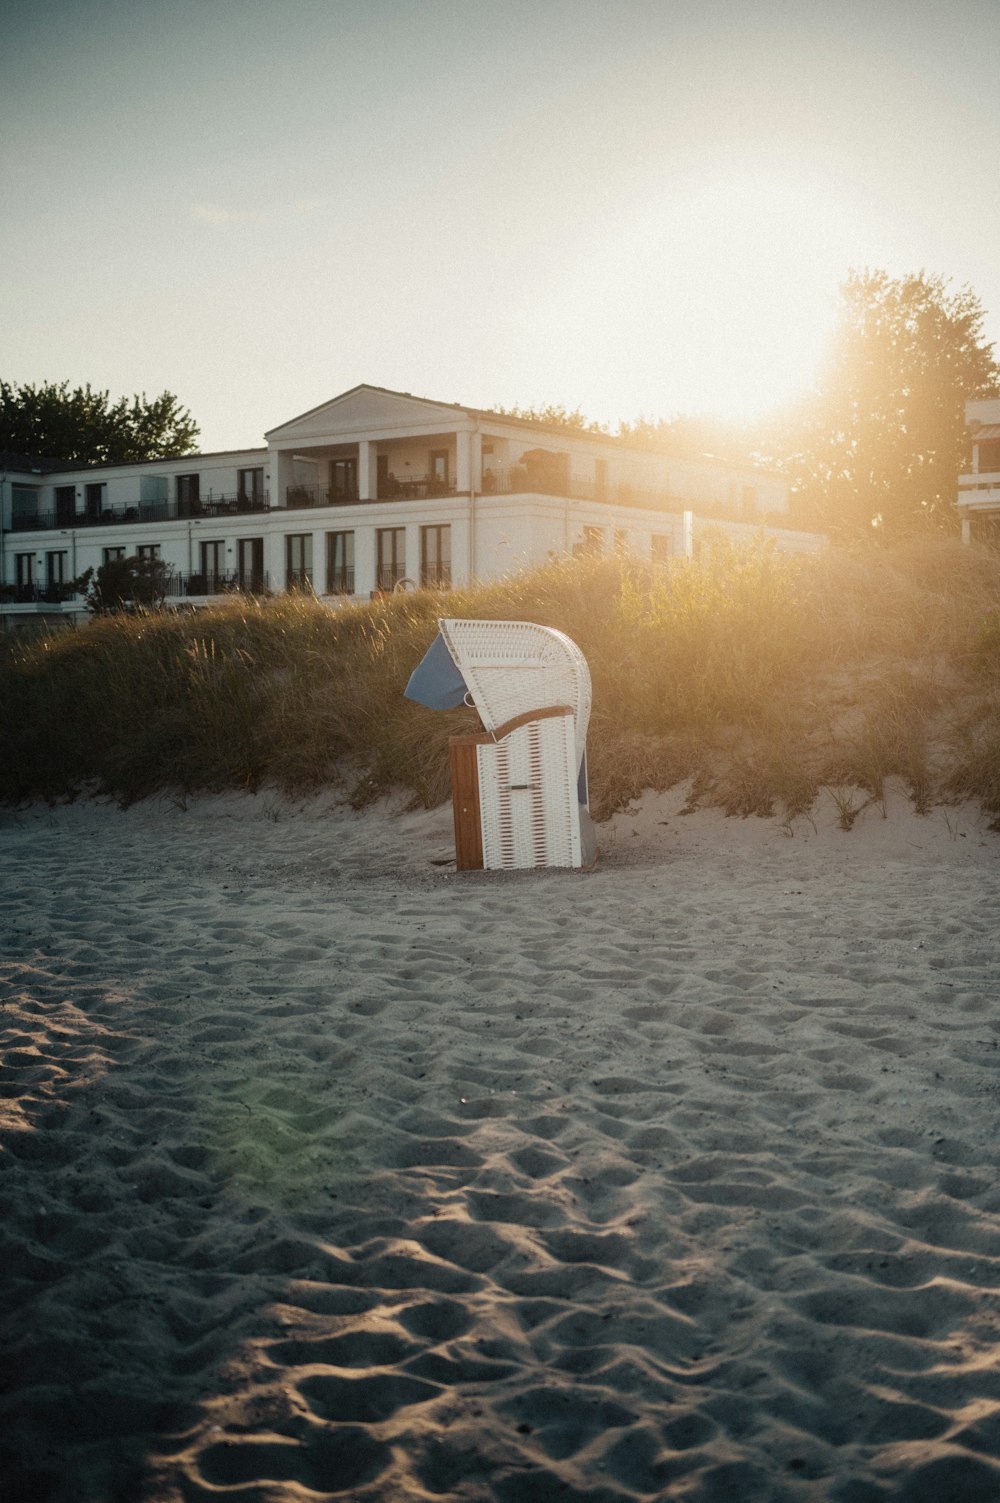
xmin=547 ymin=165 xmax=870 ymax=425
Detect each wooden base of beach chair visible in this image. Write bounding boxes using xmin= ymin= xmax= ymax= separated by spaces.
xmin=449 ymin=734 xmax=485 ymax=871
xmin=449 ymin=706 xmax=587 ymax=871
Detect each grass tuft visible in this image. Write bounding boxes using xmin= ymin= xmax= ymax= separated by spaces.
xmin=3 ymin=539 xmax=1000 ymax=823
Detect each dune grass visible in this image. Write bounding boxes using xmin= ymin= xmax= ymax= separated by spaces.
xmin=3 ymin=536 xmax=1000 ymax=823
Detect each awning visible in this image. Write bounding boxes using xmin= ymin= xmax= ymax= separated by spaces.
xmin=404 ymin=631 xmax=468 ymax=710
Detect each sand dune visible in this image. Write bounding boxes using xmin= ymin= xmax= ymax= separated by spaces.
xmin=3 ymin=785 xmax=1000 ymax=1501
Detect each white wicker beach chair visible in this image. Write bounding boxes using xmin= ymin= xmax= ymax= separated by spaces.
xmin=438 ymin=619 xmax=595 ymax=871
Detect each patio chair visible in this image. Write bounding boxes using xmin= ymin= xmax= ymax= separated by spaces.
xmin=436 ymin=618 xmax=595 ymax=871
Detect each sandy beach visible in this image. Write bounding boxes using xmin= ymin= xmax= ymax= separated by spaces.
xmin=3 ymin=784 xmax=1000 ymax=1502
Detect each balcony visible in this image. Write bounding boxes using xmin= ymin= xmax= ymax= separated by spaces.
xmin=376 ymin=475 xmax=457 ymax=501
xmin=7 ymin=492 xmax=271 ymax=532
xmin=958 ymin=471 xmax=1000 ymax=507
xmin=166 ymin=571 xmax=270 ymax=598
xmin=327 ymin=568 xmax=355 ymax=595
xmin=283 ymin=477 xmax=458 ymax=508
xmin=0 ymin=582 xmax=79 ymax=606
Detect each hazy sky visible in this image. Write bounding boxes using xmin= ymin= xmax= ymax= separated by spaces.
xmin=3 ymin=0 xmax=999 ymax=450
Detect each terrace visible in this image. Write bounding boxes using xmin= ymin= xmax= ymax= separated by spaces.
xmin=9 ymin=492 xmax=272 ymax=532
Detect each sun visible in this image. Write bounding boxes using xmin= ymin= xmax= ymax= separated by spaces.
xmin=543 ymin=162 xmax=868 ymax=426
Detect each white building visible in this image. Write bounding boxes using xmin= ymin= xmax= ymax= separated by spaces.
xmin=959 ymin=398 xmax=1000 ymax=544
xmin=0 ymin=383 xmax=821 ymax=629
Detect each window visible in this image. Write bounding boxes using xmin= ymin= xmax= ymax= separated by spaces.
xmin=326 ymin=531 xmax=355 ymax=594
xmin=286 ymin=533 xmax=313 ymax=590
xmin=45 ymin=551 xmax=69 ymax=601
xmin=176 ymin=473 xmax=201 ymax=516
xmin=329 ymin=458 xmax=357 ymax=502
xmin=200 ymin=540 xmax=225 ymax=590
xmin=238 ymin=537 xmax=264 ymax=591
xmin=651 ymin=533 xmax=672 ymax=563
xmin=103 ymin=547 xmax=126 ymax=564
xmin=15 ymin=553 xmax=35 ymax=599
xmin=12 ymin=485 xmax=40 ymax=524
xmin=420 ymin=524 xmax=451 ymax=588
xmin=573 ymin=525 xmax=603 ymax=558
xmin=376 ymin=527 xmax=405 ymax=590
xmin=238 ymin=467 xmax=264 ymax=504
xmin=481 ymin=443 xmax=496 ymax=492
xmin=979 ymin=439 xmax=1000 ymax=474
xmin=614 ymin=528 xmax=628 ymax=556
xmin=137 ymin=544 xmax=161 ymax=559
xmin=429 ymin=450 xmax=450 ymax=495
xmin=86 ymin=483 xmax=106 ymax=521
xmin=595 ymin=459 xmax=607 ymax=500
xmin=55 ymin=485 xmax=76 ymax=524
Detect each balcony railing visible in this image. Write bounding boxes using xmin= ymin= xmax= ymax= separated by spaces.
xmin=284 ymin=477 xmax=458 ymax=508
xmin=0 ymin=582 xmax=79 ymax=606
xmin=482 ymin=466 xmax=680 ymax=507
xmin=327 ymin=568 xmax=355 ymax=595
xmin=283 ymin=486 xmax=357 ymax=509
xmin=376 ymin=562 xmax=407 ymax=591
xmin=376 ymin=476 xmax=456 ymax=501
xmin=165 ymin=571 xmax=270 ymax=598
xmin=8 ymin=493 xmax=271 ymax=532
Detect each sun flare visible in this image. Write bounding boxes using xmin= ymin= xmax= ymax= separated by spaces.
xmin=549 ymin=163 xmax=870 ymax=426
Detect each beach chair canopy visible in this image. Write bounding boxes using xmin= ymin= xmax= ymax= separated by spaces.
xmin=406 ymin=618 xmax=592 ymax=774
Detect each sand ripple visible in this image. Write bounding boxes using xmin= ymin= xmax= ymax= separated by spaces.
xmin=2 ymin=789 xmax=1000 ymax=1500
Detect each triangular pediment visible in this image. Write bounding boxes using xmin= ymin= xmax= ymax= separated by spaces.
xmin=265 ymin=384 xmax=469 ymax=443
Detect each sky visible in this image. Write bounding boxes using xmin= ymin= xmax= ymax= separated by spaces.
xmin=3 ymin=0 xmax=1000 ymax=452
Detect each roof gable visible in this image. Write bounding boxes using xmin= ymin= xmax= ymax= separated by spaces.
xmin=265 ymin=384 xmax=470 ymax=443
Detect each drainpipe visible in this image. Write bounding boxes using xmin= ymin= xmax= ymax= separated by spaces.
xmin=0 ymin=461 xmax=7 ymax=617
xmin=468 ymin=421 xmax=479 ymax=586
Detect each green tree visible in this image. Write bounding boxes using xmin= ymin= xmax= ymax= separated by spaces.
xmin=75 ymin=555 xmax=171 ymax=614
xmin=494 ymin=402 xmax=608 ymax=433
xmin=790 ymin=270 xmax=1000 ymax=538
xmin=0 ymin=381 xmax=199 ymax=463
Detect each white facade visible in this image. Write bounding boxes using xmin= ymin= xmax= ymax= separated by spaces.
xmin=958 ymin=398 xmax=1000 ymax=544
xmin=1 ymin=384 xmax=820 ymax=628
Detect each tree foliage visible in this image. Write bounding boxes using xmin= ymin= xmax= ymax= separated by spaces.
xmin=617 ymin=412 xmax=768 ymax=468
xmin=0 ymin=380 xmax=199 ymax=464
xmin=74 ymin=555 xmax=171 ymax=614
xmin=494 ymin=402 xmax=608 ymax=434
xmin=789 ymin=270 xmax=1000 ymax=538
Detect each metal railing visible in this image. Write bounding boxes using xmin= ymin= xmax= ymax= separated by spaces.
xmin=8 ymin=493 xmax=272 ymax=532
xmin=327 ymin=568 xmax=355 ymax=595
xmin=284 ymin=478 xmax=458 ymax=507
xmin=0 ymin=582 xmax=79 ymax=605
xmin=376 ymin=476 xmax=456 ymax=501
xmin=376 ymin=562 xmax=407 ymax=591
xmin=165 ymin=571 xmax=270 ymax=598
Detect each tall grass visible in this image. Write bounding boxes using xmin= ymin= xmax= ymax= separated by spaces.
xmin=3 ymin=537 xmax=1000 ymax=820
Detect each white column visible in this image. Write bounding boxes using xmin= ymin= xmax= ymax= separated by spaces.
xmin=355 ymin=527 xmax=376 ymax=597
xmin=406 ymin=522 xmax=421 ymax=586
xmin=456 ymin=429 xmax=472 ymax=492
xmin=358 ymin=440 xmax=375 ymax=501
xmin=263 ymin=526 xmax=286 ymax=593
xmin=312 ymin=528 xmax=325 ymax=593
xmin=268 ymin=448 xmax=295 ymax=510
xmin=961 ymin=514 xmax=971 ymax=546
